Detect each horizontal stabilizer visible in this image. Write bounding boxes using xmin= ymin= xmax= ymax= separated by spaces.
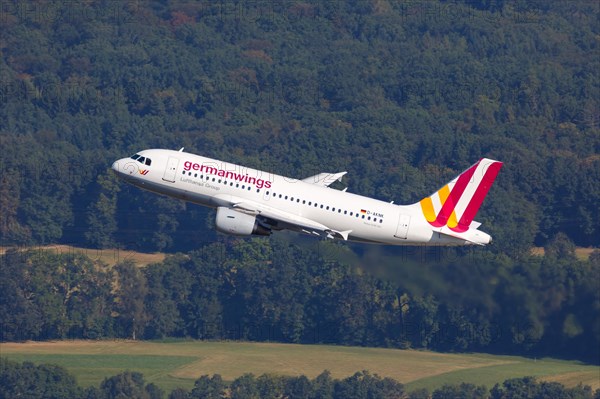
xmin=470 ymin=221 xmax=481 ymax=229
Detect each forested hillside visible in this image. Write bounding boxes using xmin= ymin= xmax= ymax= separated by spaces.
xmin=1 ymin=0 xmax=598 ymax=251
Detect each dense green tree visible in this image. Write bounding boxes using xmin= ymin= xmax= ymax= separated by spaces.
xmin=113 ymin=261 xmax=149 ymax=340
xmin=99 ymin=371 xmax=163 ymax=399
xmin=432 ymin=383 xmax=487 ymax=399
xmin=333 ymin=371 xmax=404 ymax=399
xmin=285 ymin=375 xmax=312 ymax=399
xmin=230 ymin=373 xmax=259 ymax=399
xmin=190 ymin=375 xmax=225 ymax=399
xmin=0 ymin=359 xmax=82 ymax=399
xmin=85 ymin=171 xmax=121 ymax=248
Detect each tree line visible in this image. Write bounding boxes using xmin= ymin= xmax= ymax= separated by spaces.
xmin=1 ymin=359 xmax=598 ymax=399
xmin=1 ymin=236 xmax=598 ymax=363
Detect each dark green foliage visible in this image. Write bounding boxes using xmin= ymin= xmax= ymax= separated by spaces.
xmin=1 ymin=0 xmax=599 ymax=365
xmin=0 ymin=250 xmax=114 ymax=340
xmin=1 ymin=236 xmax=599 ymax=362
xmin=230 ymin=373 xmax=259 ymax=399
xmin=98 ymin=371 xmax=164 ymax=399
xmin=2 ymin=360 xmax=597 ymax=399
xmin=333 ymin=371 xmax=404 ymax=399
xmin=113 ymin=261 xmax=149 ymax=340
xmin=0 ymin=1 xmax=598 ymax=251
xmin=190 ymin=375 xmax=225 ymax=399
xmin=490 ymin=377 xmax=594 ymax=399
xmin=0 ymin=359 xmax=82 ymax=399
xmin=432 ymin=383 xmax=487 ymax=399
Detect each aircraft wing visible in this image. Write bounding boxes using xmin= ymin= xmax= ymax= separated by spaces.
xmin=302 ymin=171 xmax=347 ymax=187
xmin=222 ymin=195 xmax=352 ymax=240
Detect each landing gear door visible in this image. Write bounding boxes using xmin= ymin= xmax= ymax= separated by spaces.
xmin=394 ymin=214 xmax=411 ymax=239
xmin=162 ymin=157 xmax=179 ymax=183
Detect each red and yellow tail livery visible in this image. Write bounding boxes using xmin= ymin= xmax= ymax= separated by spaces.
xmin=420 ymin=158 xmax=502 ymax=233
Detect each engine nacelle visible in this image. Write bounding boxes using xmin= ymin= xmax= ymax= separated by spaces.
xmin=215 ymin=207 xmax=271 ymax=236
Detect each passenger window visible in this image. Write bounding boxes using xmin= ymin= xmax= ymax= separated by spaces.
xmin=344 ymin=210 xmax=347 ymax=214
xmin=302 ymin=200 xmax=306 ymax=204
xmin=194 ymin=173 xmax=197 ymax=178
xmin=320 ymin=205 xmax=323 ymax=209
xmin=145 ymin=158 xmax=152 ymax=166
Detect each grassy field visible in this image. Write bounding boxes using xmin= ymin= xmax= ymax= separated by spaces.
xmin=1 ymin=340 xmax=598 ymax=393
xmin=530 ymin=247 xmax=596 ymax=260
xmin=0 ymin=245 xmax=166 ymax=267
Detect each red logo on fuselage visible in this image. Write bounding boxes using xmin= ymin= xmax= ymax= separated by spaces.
xmin=183 ymin=161 xmax=272 ymax=189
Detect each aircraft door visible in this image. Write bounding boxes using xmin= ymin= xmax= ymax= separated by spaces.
xmin=394 ymin=214 xmax=411 ymax=239
xmin=162 ymin=157 xmax=180 ymax=183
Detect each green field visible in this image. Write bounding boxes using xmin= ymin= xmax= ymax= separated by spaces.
xmin=1 ymin=340 xmax=598 ymax=393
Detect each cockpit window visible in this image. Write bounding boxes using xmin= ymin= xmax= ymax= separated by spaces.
xmin=131 ymin=154 xmax=140 ymax=160
xmin=145 ymin=158 xmax=152 ymax=166
xmin=138 ymin=156 xmax=146 ymax=164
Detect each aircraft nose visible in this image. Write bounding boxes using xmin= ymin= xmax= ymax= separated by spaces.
xmin=111 ymin=160 xmax=120 ymax=174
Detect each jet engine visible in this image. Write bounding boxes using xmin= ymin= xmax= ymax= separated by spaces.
xmin=215 ymin=207 xmax=271 ymax=236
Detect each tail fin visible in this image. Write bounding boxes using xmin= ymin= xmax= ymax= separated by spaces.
xmin=419 ymin=158 xmax=502 ymax=232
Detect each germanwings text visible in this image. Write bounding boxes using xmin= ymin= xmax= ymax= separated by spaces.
xmin=183 ymin=161 xmax=272 ymax=189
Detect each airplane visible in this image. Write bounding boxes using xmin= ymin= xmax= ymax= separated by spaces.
xmin=111 ymin=149 xmax=502 ymax=246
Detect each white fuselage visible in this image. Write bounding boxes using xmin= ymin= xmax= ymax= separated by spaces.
xmin=112 ymin=149 xmax=493 ymax=246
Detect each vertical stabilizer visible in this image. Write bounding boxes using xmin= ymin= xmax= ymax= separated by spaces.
xmin=419 ymin=158 xmax=502 ymax=232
